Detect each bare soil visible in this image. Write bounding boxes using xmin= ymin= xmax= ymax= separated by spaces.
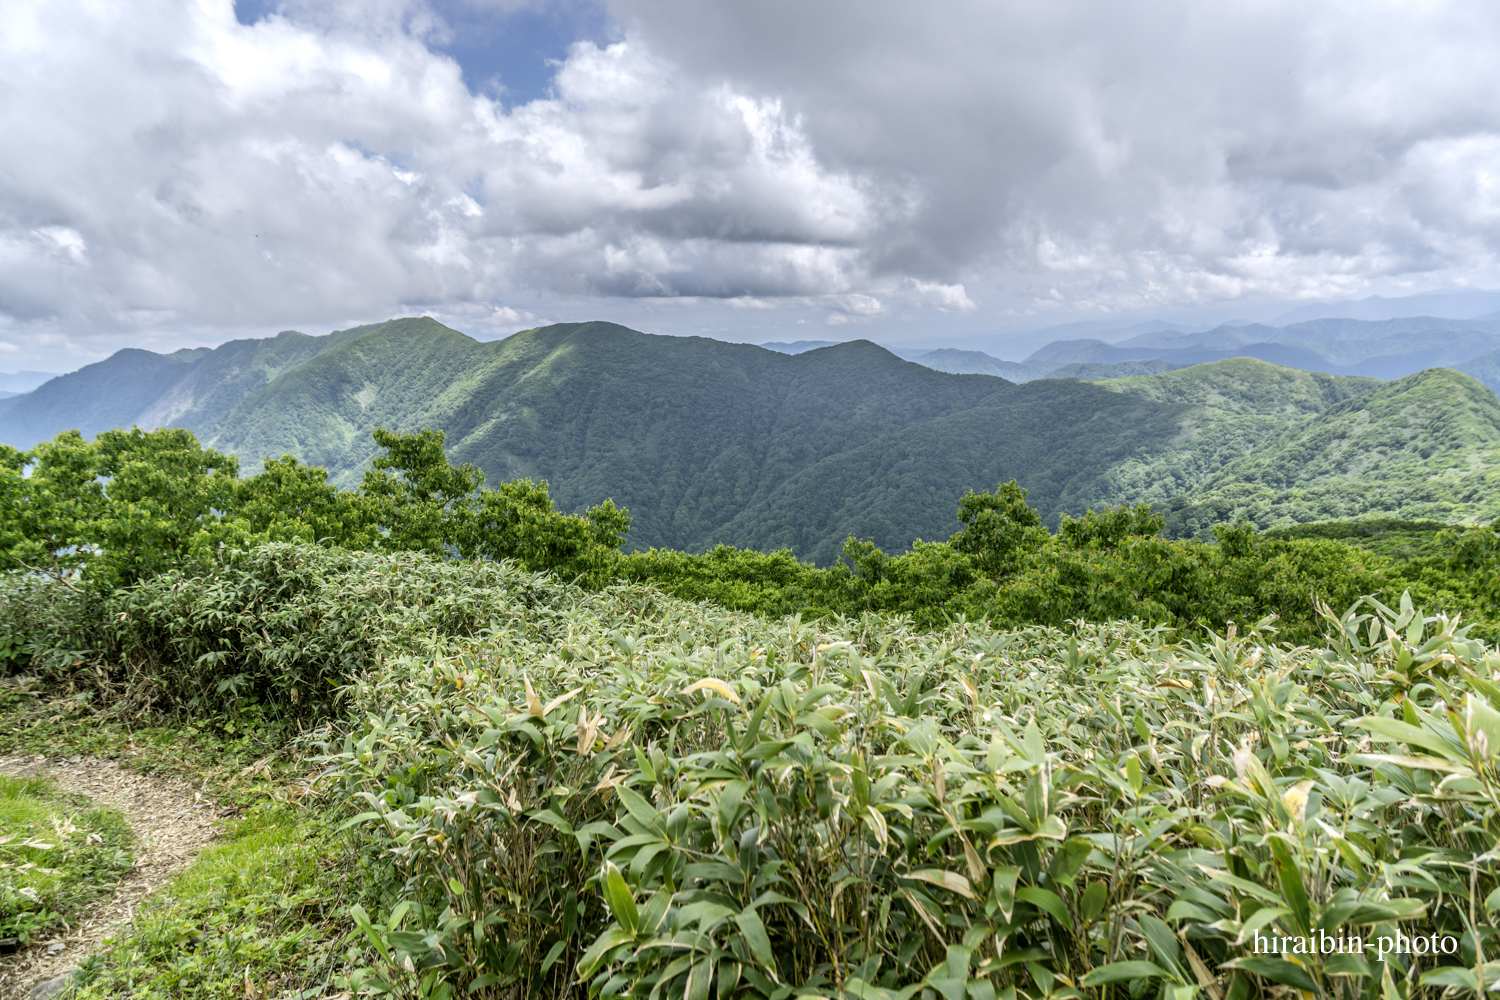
xmin=0 ymin=754 xmax=222 ymax=999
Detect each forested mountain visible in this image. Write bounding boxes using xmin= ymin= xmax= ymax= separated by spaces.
xmin=5 ymin=317 xmax=1498 ymax=559
xmin=1157 ymin=367 xmax=1500 ymax=534
xmin=0 ymin=327 xmax=371 ymax=447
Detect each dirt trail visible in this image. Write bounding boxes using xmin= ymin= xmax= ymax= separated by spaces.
xmin=0 ymin=755 xmax=221 ymax=999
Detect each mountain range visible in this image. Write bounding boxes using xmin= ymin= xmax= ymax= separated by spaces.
xmin=2 ymin=318 xmax=1497 ymax=560
xmin=909 ymin=315 xmax=1500 ymax=392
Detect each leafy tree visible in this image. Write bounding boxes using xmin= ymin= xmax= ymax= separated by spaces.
xmin=358 ymin=427 xmax=631 ymax=579
xmin=949 ymin=480 xmax=1049 ymax=577
xmin=0 ymin=432 xmax=104 ymax=587
xmin=1057 ymin=502 xmax=1164 ymax=548
xmin=89 ymin=428 xmax=239 ymax=586
xmin=225 ymin=455 xmax=378 ymax=550
xmin=360 ymin=427 xmax=486 ymax=556
xmin=0 ymin=428 xmax=238 ymax=589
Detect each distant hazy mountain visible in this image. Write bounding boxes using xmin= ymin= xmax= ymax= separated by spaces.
xmin=0 ymin=327 xmax=370 ymax=450
xmin=758 ymin=340 xmax=841 ymax=354
xmin=906 ymin=349 xmax=1050 ymax=381
xmin=6 ymin=317 xmax=1497 ymax=556
xmin=1020 ymin=318 xmax=1194 ymax=344
xmin=0 ymin=371 xmax=59 ymax=394
xmin=1023 ymin=316 xmax=1500 ymax=390
xmin=1271 ymin=288 xmax=1500 ymax=325
xmin=909 ymin=349 xmax=1180 ymax=382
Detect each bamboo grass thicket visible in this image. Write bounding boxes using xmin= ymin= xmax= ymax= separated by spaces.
xmin=312 ymin=568 xmax=1500 ymax=1000
xmin=3 ymin=542 xmax=1498 ymax=998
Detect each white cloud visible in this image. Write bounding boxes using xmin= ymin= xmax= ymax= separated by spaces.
xmin=2 ymin=0 xmax=1500 ymax=367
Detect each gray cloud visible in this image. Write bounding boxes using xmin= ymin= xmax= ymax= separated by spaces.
xmin=1 ymin=0 xmax=1498 ymax=368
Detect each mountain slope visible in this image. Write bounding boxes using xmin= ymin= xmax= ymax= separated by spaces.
xmin=0 ymin=327 xmax=370 ymax=449
xmin=1045 ymin=359 xmax=1183 ymax=379
xmin=1162 ymin=368 xmax=1500 ymax=534
xmin=10 ymin=317 xmax=1500 ymax=558
xmin=715 ymin=377 xmax=1187 ymax=562
xmin=206 ymin=321 xmax=1024 ymax=553
xmin=0 ymin=348 xmax=207 ymax=448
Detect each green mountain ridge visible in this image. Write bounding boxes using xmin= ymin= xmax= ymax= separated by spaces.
xmin=0 ymin=326 xmax=373 ymax=448
xmin=1160 ymin=367 xmax=1500 ymax=534
xmin=4 ymin=317 xmax=1498 ymax=559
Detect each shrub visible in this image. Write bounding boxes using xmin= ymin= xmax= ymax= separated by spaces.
xmin=103 ymin=543 xmax=574 ymax=720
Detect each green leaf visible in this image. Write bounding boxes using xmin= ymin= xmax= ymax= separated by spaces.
xmin=1420 ymin=967 xmax=1478 ymax=990
xmin=1079 ymin=882 xmax=1107 ymax=923
xmin=1015 ymin=887 xmax=1072 ymax=933
xmin=1138 ymin=914 xmax=1185 ymax=982
xmin=1349 ymin=716 xmax=1465 ymax=761
xmin=603 ymin=862 xmax=639 ymax=937
xmin=1081 ymin=961 xmax=1170 ymax=986
xmin=1228 ymin=957 xmax=1318 ymax=992
xmin=528 ymin=808 xmax=575 ymax=836
xmin=1268 ymin=838 xmax=1311 ymax=937
xmin=993 ymin=865 xmax=1020 ymax=922
xmin=576 ymin=926 xmax=635 ymax=978
xmin=1324 ymin=954 xmax=1373 ymax=978
xmin=349 ymin=903 xmax=393 ymax=964
xmin=735 ymin=907 xmax=774 ymax=969
xmin=539 ymin=939 xmax=567 ymax=973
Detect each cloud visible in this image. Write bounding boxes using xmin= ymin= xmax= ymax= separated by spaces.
xmin=2 ymin=0 xmax=1500 ymax=367
xmin=613 ymin=0 xmax=1500 ymax=305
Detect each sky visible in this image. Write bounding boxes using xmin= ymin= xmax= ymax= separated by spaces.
xmin=3 ymin=0 xmax=1500 ymax=372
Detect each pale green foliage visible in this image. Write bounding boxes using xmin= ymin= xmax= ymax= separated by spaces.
xmin=321 ymin=579 xmax=1500 ymax=999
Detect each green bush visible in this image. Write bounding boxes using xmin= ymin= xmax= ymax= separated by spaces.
xmin=104 ymin=543 xmax=575 ymax=720
xmin=0 ymin=426 xmax=629 ymax=596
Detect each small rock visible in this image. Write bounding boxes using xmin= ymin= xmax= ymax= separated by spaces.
xmin=29 ymin=970 xmax=75 ymax=1000
xmin=46 ymin=941 xmax=66 ymax=953
xmin=67 ymin=755 xmax=82 ymax=764
xmin=0 ymin=936 xmax=18 ymax=951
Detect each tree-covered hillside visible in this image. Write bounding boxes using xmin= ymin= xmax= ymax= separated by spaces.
xmin=205 ymin=321 xmax=1029 ymax=555
xmin=7 ymin=317 xmax=1500 ymax=559
xmin=0 ymin=325 xmax=372 ymax=448
xmin=1162 ymin=367 xmax=1500 ymax=534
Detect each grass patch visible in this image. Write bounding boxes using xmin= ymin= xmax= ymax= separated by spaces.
xmin=70 ymin=804 xmax=380 ymax=1000
xmin=0 ymin=774 xmax=133 ymax=945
